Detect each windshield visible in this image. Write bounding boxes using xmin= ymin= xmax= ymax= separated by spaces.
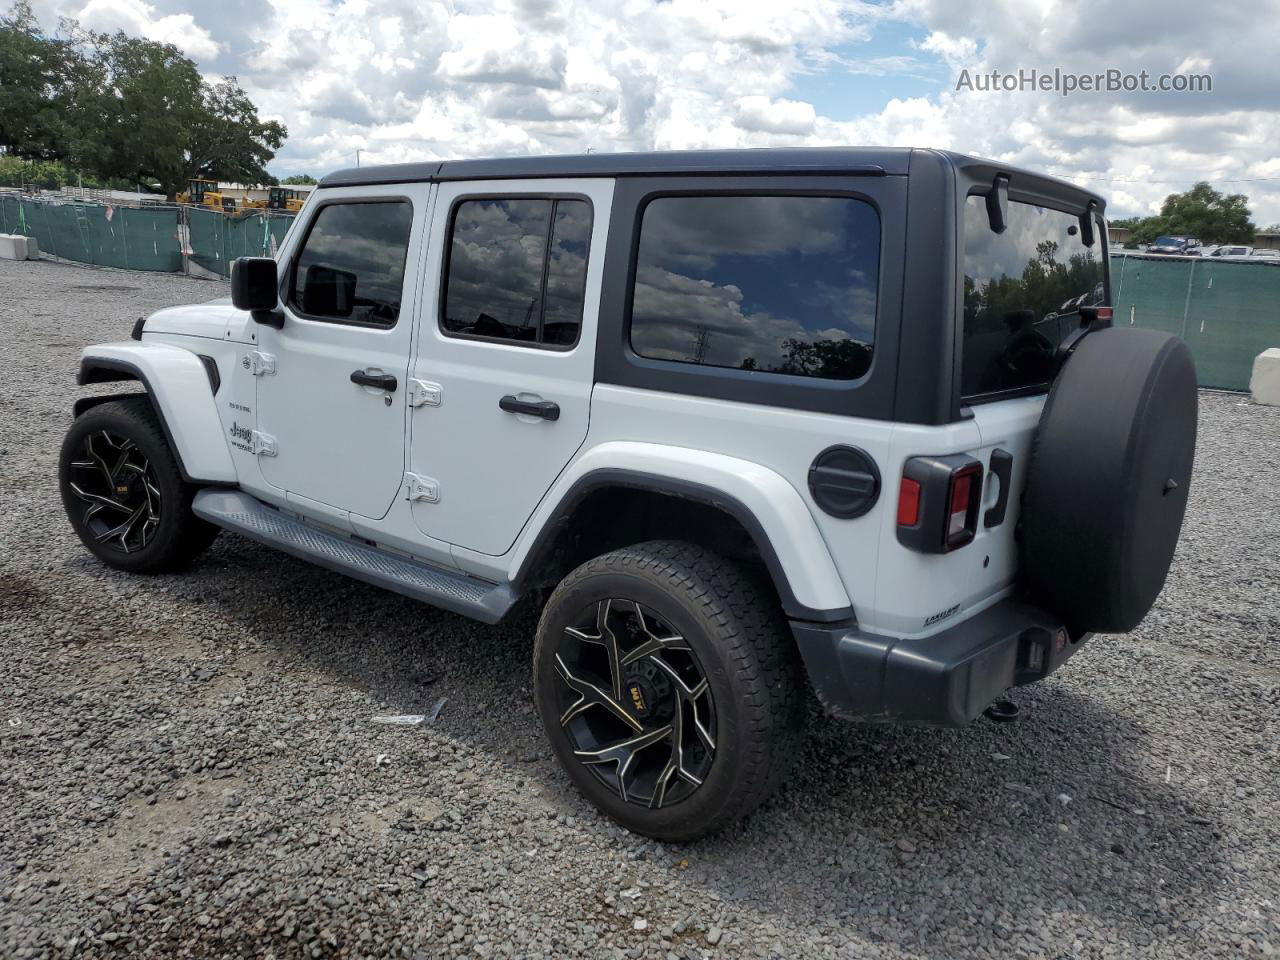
xmin=961 ymin=196 xmax=1106 ymax=398
xmin=1154 ymin=236 xmax=1185 ymax=247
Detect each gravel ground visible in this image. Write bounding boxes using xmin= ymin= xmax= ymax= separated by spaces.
xmin=1 ymin=256 xmax=1278 ymax=960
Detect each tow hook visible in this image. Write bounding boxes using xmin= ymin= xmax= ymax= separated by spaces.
xmin=985 ymin=698 xmax=1020 ymax=722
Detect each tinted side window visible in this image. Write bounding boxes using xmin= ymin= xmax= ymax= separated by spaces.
xmin=291 ymin=201 xmax=413 ymax=326
xmin=442 ymin=198 xmax=591 ymax=347
xmin=962 ymin=196 xmax=1105 ymax=398
xmin=629 ymin=195 xmax=880 ymax=380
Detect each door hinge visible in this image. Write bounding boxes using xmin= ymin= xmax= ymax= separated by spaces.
xmin=405 ymin=472 xmax=439 ymax=503
xmin=251 ymin=430 xmax=278 ymax=457
xmin=407 ymin=379 xmax=442 ymax=407
xmin=248 ymin=351 xmax=277 ymax=376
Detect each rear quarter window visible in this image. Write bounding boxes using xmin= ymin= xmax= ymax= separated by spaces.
xmin=961 ymin=196 xmax=1105 ymax=398
xmin=629 ymin=195 xmax=880 ymax=380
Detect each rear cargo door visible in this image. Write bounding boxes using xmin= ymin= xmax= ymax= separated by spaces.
xmin=956 ymin=192 xmax=1109 ymax=602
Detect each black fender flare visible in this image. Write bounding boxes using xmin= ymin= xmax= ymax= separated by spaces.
xmin=512 ymin=468 xmax=855 ymax=624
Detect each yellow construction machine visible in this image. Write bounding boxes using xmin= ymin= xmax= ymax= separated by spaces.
xmin=177 ymin=179 xmax=236 ymax=212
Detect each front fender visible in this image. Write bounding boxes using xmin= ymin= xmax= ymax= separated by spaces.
xmin=510 ymin=441 xmax=853 ymax=622
xmin=78 ymin=342 xmax=237 ymax=484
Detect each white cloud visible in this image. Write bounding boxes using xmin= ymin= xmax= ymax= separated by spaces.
xmin=30 ymin=0 xmax=1280 ymax=224
xmin=74 ymin=0 xmax=221 ymax=59
xmin=733 ymin=96 xmax=817 ymax=135
xmin=436 ymin=14 xmax=568 ymax=89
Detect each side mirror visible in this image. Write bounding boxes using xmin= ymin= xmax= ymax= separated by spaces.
xmin=986 ymin=174 xmax=1010 ymax=234
xmin=231 ymin=257 xmax=284 ymax=327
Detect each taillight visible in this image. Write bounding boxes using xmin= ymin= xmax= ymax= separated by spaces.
xmin=896 ymin=455 xmax=986 ymax=554
xmin=897 ymin=477 xmax=921 ymax=526
xmin=944 ymin=463 xmax=983 ymax=551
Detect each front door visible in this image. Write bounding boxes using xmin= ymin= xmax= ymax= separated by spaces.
xmin=406 ymin=178 xmax=612 ymax=556
xmin=256 ymin=185 xmax=430 ymax=520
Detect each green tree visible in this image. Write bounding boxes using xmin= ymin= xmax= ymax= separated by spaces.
xmin=63 ymin=26 xmax=205 ymax=196
xmin=0 ymin=5 xmax=287 ymax=198
xmin=185 ymin=77 xmax=286 ymax=195
xmin=1121 ymin=182 xmax=1256 ymax=247
xmin=0 ymin=2 xmax=78 ymax=160
xmin=282 ymin=173 xmax=317 ymax=184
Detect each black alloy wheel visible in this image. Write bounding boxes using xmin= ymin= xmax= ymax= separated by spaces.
xmin=65 ymin=429 xmax=163 ymax=555
xmin=554 ymin=597 xmax=717 ymax=809
xmin=58 ymin=397 xmax=219 ymax=573
xmin=534 ymin=541 xmax=805 ymax=841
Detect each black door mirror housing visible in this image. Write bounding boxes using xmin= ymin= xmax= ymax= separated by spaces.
xmin=231 ymin=257 xmax=285 ymax=327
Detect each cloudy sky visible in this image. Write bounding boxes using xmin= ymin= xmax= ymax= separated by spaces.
xmin=27 ymin=0 xmax=1280 ymax=224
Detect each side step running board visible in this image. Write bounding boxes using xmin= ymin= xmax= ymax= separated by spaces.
xmin=192 ymin=489 xmax=518 ymax=624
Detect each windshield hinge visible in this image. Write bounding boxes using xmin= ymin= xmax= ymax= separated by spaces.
xmin=248 ymin=351 xmax=276 ymax=376
xmin=250 ymin=430 xmax=277 ymax=457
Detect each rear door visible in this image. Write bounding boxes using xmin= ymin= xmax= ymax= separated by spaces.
xmin=406 ymin=179 xmax=612 ymax=556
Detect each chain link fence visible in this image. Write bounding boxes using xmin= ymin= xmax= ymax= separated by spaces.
xmin=0 ymin=193 xmax=295 ymax=278
xmin=1111 ymin=253 xmax=1280 ymax=390
xmin=186 ymin=206 xmax=295 ymax=277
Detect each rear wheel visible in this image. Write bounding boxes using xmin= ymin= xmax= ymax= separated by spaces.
xmin=58 ymin=398 xmax=219 ymax=573
xmin=533 ymin=540 xmax=805 ymax=841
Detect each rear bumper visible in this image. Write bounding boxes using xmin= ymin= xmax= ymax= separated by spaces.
xmin=790 ymin=599 xmax=1090 ymax=726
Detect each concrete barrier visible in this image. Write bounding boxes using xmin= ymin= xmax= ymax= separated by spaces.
xmin=1251 ymin=348 xmax=1280 ymax=406
xmin=0 ymin=234 xmax=29 ymax=260
xmin=23 ymin=235 xmax=38 ymax=259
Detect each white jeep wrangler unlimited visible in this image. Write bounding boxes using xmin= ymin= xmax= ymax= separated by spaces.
xmin=60 ymin=149 xmax=1197 ymax=840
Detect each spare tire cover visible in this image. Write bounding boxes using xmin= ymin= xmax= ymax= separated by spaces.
xmin=1022 ymin=328 xmax=1197 ymax=634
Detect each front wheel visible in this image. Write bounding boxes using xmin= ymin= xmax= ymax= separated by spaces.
xmin=533 ymin=541 xmax=805 ymax=841
xmin=58 ymin=397 xmax=219 ymax=574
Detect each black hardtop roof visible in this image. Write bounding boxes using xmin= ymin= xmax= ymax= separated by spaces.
xmin=319 ymin=147 xmax=916 ymax=187
xmin=316 ymin=146 xmax=1105 ymax=209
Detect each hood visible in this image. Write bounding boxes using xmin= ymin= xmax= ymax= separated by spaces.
xmin=143 ymin=298 xmax=253 ymax=343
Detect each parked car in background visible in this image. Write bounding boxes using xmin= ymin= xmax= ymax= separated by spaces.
xmin=1147 ymin=235 xmax=1202 ymax=255
xmin=1208 ymin=245 xmax=1253 ymax=259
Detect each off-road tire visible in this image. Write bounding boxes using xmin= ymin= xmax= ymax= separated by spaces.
xmin=534 ymin=540 xmax=805 ymax=841
xmin=59 ymin=397 xmax=219 ymax=573
xmin=1021 ymin=328 xmax=1197 ymax=633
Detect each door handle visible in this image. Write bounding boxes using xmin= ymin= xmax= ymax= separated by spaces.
xmin=350 ymin=370 xmax=397 ymax=391
xmin=499 ymin=395 xmax=560 ymax=421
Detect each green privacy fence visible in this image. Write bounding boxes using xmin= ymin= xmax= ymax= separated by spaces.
xmin=0 ymin=194 xmax=294 ymax=278
xmin=1111 ymin=253 xmax=1280 ymax=391
xmin=0 ymin=193 xmax=185 ymax=271
xmin=186 ymin=207 xmax=294 ymax=277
